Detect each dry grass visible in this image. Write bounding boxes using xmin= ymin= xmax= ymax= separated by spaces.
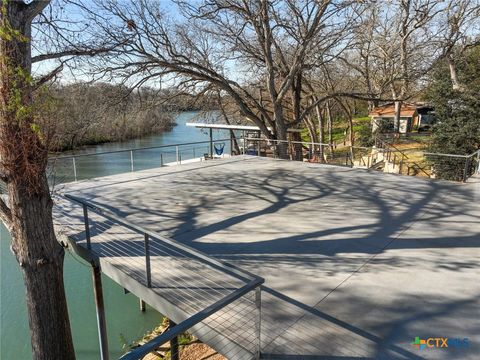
xmin=137 ymin=318 xmax=225 ymax=360
xmin=142 ymin=341 xmax=225 ymax=360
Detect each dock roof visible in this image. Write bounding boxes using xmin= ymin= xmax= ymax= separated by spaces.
xmin=186 ymin=122 xmax=302 ymax=132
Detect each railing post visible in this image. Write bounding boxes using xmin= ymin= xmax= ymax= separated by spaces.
xmin=209 ymin=128 xmax=213 ymax=158
xmin=144 ymin=233 xmax=152 ymax=288
xmin=463 ymin=156 xmax=471 ymax=182
xmin=255 ymin=287 xmax=262 ymax=360
xmin=170 ymin=320 xmax=179 ymax=360
xmin=477 ymin=151 xmax=480 ymax=174
xmin=176 ymin=146 xmax=179 ymax=165
xmin=83 ymin=204 xmax=91 ymax=250
xmin=130 ymin=150 xmax=134 ymax=172
xmin=242 ymin=131 xmax=246 ymax=155
xmin=72 ymin=157 xmax=78 ymax=182
xmin=139 ymin=299 xmax=146 ymax=312
xmin=92 ymin=264 xmax=109 ymax=360
xmin=160 ymin=153 xmax=163 ymax=167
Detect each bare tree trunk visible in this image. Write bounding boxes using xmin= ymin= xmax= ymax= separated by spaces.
xmin=217 ymin=93 xmax=240 ymax=154
xmin=315 ymin=104 xmax=325 ymax=163
xmin=8 ymin=179 xmax=75 ymax=360
xmin=304 ymin=115 xmax=317 ymax=144
xmin=447 ymin=53 xmax=463 ymax=91
xmin=0 ymin=2 xmax=76 ymax=359
xmin=229 ymin=130 xmax=241 ymax=154
xmin=348 ymin=114 xmax=354 ymax=163
xmin=272 ymin=103 xmax=288 ymax=158
xmin=348 ymin=116 xmax=354 ymax=147
xmin=394 ymin=100 xmax=402 ymax=133
xmin=326 ymin=101 xmax=333 ymax=152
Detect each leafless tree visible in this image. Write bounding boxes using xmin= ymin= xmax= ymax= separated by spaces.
xmin=75 ymin=0 xmax=369 ymax=156
xmin=341 ymin=1 xmax=442 ymax=132
xmin=436 ymin=0 xmax=480 ymax=90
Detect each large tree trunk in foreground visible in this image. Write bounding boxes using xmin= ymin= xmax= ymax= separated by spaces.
xmin=0 ymin=2 xmax=76 ymax=359
xmin=8 ymin=179 xmax=75 ymax=360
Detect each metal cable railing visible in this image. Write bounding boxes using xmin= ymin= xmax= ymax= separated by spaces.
xmin=48 ymin=138 xmax=233 ymax=184
xmin=241 ymin=137 xmax=372 ymax=167
xmin=374 ymin=137 xmax=431 ymax=177
xmin=242 ymin=137 xmax=480 ymax=182
xmin=44 ymin=136 xmax=480 ymax=186
xmin=55 ymin=194 xmax=263 ymax=360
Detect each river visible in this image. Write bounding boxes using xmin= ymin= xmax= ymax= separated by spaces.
xmin=0 ymin=111 xmax=231 ymax=359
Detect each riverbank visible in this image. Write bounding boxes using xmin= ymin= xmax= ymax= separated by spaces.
xmin=52 ymin=116 xmax=177 ymax=152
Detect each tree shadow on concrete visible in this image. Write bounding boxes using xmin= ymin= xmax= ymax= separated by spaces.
xmin=54 ymin=159 xmax=480 ymax=359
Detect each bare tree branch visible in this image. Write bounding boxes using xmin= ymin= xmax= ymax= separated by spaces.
xmin=32 ymin=46 xmax=121 ymax=63
xmin=24 ymin=0 xmax=50 ymax=23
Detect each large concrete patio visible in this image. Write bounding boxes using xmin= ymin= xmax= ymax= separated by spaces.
xmin=55 ymin=156 xmax=480 ymax=359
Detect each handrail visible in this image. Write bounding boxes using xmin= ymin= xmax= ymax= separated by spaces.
xmin=64 ymin=194 xmax=262 ymax=283
xmin=422 ymin=151 xmax=469 ymax=158
xmin=244 ymin=136 xmax=480 ymax=180
xmin=64 ymin=193 xmax=264 ymax=360
xmin=375 ymin=137 xmax=431 ymax=177
xmin=244 ymin=137 xmax=378 ymax=151
xmin=119 ymin=277 xmax=263 ymax=360
xmin=244 ymin=137 xmax=332 ymax=147
xmin=52 ymin=138 xmax=233 ymax=160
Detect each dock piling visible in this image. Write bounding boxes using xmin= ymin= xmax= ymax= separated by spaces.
xmin=92 ymin=264 xmax=109 ymax=360
xmin=169 ymin=320 xmax=179 ymax=360
xmin=255 ymin=287 xmax=262 ymax=359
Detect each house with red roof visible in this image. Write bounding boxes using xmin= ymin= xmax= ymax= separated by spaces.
xmin=369 ymin=103 xmax=435 ymax=134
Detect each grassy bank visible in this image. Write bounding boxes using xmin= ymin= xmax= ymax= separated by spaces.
xmin=301 ymin=116 xmax=372 ymax=146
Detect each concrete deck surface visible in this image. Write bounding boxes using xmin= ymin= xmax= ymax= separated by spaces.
xmin=56 ymin=156 xmax=480 ymax=359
